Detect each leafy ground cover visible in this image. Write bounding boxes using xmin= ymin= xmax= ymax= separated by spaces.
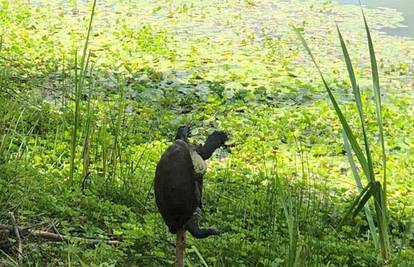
xmin=1 ymin=0 xmax=414 ymax=266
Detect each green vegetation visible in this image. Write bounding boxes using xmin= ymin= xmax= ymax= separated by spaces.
xmin=1 ymin=0 xmax=414 ymax=266
xmin=296 ymin=11 xmax=392 ymax=263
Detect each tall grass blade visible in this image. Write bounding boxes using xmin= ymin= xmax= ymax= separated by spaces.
xmin=339 ymin=181 xmax=373 ymax=225
xmin=342 ymin=131 xmax=379 ymax=248
xmin=69 ymin=0 xmax=97 ymax=186
xmin=82 ymin=66 xmax=95 ymax=187
xmin=337 ymin=26 xmax=379 ymax=248
xmin=372 ymin=181 xmax=391 ymax=261
xmin=276 ymin=157 xmax=307 ymax=267
xmin=362 ymin=10 xmax=387 ymax=195
xmin=362 ymin=9 xmax=390 ymax=262
xmin=69 ymin=51 xmax=79 ymax=184
xmin=351 ymin=183 xmax=375 ymax=219
xmin=337 ymin=26 xmax=375 ymax=183
xmin=79 ymin=0 xmax=97 ymax=82
xmin=293 ymin=27 xmax=369 ymax=179
xmin=191 ymin=245 xmax=208 ymax=267
xmin=295 ymin=22 xmax=391 ymax=262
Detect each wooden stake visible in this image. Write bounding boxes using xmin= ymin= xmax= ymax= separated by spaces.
xmin=175 ymin=230 xmax=186 ymax=267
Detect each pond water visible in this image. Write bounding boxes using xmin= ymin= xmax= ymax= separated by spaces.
xmin=32 ymin=0 xmax=414 ymax=39
xmin=338 ymin=0 xmax=414 ymax=38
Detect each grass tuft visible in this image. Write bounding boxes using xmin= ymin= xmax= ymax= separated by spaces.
xmin=294 ymin=8 xmax=391 ymax=264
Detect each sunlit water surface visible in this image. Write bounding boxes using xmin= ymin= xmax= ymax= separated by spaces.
xmin=338 ymin=0 xmax=414 ymax=37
